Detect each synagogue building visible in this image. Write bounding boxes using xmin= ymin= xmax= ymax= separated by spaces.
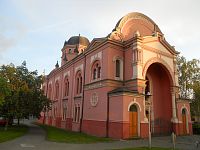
xmin=40 ymin=12 xmax=192 ymax=139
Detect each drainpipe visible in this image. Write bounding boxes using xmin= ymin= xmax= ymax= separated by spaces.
xmin=80 ymin=53 xmax=86 ymax=132
xmin=123 ymin=47 xmax=125 ymax=86
xmin=106 ymin=93 xmax=110 ymax=137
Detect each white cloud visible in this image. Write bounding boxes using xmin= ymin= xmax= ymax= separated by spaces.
xmin=2 ymin=0 xmax=200 ymax=74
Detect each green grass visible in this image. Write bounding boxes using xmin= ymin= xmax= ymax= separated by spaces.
xmin=37 ymin=123 xmax=113 ymax=143
xmin=0 ymin=125 xmax=28 ymax=143
xmin=112 ymin=147 xmax=176 ymax=150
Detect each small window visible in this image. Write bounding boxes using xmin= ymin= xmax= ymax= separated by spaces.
xmin=64 ymin=78 xmax=69 ymax=97
xmin=76 ymin=78 xmax=79 ymax=94
xmin=92 ymin=61 xmax=101 ymax=80
xmin=76 ymin=71 xmax=82 ymax=94
xmin=69 ymin=49 xmax=72 ymax=53
xmin=74 ymin=107 xmax=77 ymax=122
xmin=182 ymin=109 xmax=186 ymax=115
xmin=93 ymin=68 xmax=97 ymax=80
xmin=74 ymin=105 xmax=81 ymax=122
xmin=63 ymin=102 xmax=67 ymax=120
xmin=67 ymin=80 xmax=69 ymax=96
xmin=98 ymin=66 xmax=101 ymax=78
xmin=129 ymin=105 xmax=137 ymax=112
xmin=55 ymin=82 xmax=59 ymax=99
xmin=116 ymin=59 xmax=120 ymax=77
xmin=80 ymin=76 xmax=82 ymax=93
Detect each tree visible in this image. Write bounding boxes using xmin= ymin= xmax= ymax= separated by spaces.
xmin=191 ymin=81 xmax=200 ymax=122
xmin=0 ymin=76 xmax=11 ymax=106
xmin=177 ymin=55 xmax=200 ymax=121
xmin=0 ymin=62 xmax=51 ymax=126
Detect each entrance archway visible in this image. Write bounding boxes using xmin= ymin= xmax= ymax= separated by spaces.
xmin=129 ymin=105 xmax=138 ymax=137
xmin=145 ymin=63 xmax=173 ymax=136
xmin=182 ymin=108 xmax=187 ymax=135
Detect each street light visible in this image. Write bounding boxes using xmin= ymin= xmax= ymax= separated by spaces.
xmin=146 ymin=91 xmax=152 ymax=149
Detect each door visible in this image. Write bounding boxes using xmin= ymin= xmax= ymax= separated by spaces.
xmin=182 ymin=109 xmax=187 ymax=135
xmin=129 ymin=105 xmax=138 ymax=137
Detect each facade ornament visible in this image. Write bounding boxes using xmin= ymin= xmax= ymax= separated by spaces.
xmin=90 ymin=92 xmax=98 ymax=107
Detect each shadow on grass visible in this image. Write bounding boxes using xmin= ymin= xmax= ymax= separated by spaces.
xmin=110 ymin=147 xmax=178 ymax=150
xmin=0 ymin=124 xmax=28 ymax=143
xmin=36 ymin=123 xmax=114 ymax=144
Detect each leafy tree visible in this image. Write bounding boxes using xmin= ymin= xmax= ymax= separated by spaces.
xmin=191 ymin=81 xmax=200 ymax=122
xmin=0 ymin=62 xmax=51 ymax=127
xmin=177 ymin=55 xmax=200 ymax=121
xmin=0 ymin=76 xmax=11 ymax=106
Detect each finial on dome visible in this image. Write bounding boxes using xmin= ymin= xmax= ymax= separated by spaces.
xmin=55 ymin=61 xmax=59 ymax=68
xmin=134 ymin=30 xmax=141 ymax=37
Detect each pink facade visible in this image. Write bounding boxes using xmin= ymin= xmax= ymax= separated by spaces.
xmin=40 ymin=12 xmax=192 ymax=139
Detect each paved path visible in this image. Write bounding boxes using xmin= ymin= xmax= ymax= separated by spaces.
xmin=0 ymin=120 xmax=200 ymax=150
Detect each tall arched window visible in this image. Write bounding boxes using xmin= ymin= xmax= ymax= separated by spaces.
xmin=62 ymin=100 xmax=67 ymax=120
xmin=64 ymin=77 xmax=69 ymax=97
xmin=80 ymin=76 xmax=82 ymax=93
xmin=98 ymin=66 xmax=101 ymax=78
xmin=48 ymin=85 xmax=52 ymax=100
xmin=77 ymin=78 xmax=79 ymax=94
xmin=93 ymin=68 xmax=97 ymax=80
xmin=55 ymin=81 xmax=59 ymax=99
xmin=74 ymin=104 xmax=81 ymax=123
xmin=116 ymin=59 xmax=120 ymax=77
xmin=92 ymin=61 xmax=101 ymax=80
xmin=76 ymin=71 xmax=82 ymax=94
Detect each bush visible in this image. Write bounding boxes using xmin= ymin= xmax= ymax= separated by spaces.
xmin=193 ymin=123 xmax=200 ymax=134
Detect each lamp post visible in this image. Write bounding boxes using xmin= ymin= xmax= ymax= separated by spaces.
xmin=146 ymin=92 xmax=152 ymax=149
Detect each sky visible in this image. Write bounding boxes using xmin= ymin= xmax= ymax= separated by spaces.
xmin=1 ymin=0 xmax=200 ymax=75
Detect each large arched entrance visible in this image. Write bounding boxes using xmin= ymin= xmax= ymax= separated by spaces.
xmin=129 ymin=104 xmax=138 ymax=137
xmin=145 ymin=63 xmax=172 ymax=136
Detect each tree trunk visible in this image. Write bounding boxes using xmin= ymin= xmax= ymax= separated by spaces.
xmin=43 ymin=112 xmax=45 ymax=124
xmin=4 ymin=118 xmax=9 ymax=131
xmin=17 ymin=118 xmax=20 ymax=125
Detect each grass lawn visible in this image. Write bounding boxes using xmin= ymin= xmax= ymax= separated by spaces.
xmin=112 ymin=147 xmax=176 ymax=150
xmin=0 ymin=125 xmax=28 ymax=143
xmin=37 ymin=123 xmax=113 ymax=143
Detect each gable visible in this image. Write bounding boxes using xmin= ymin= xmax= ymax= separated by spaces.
xmin=143 ymin=41 xmax=174 ymax=56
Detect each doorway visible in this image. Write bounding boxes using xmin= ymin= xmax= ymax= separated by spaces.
xmin=129 ymin=105 xmax=138 ymax=137
xmin=182 ymin=108 xmax=187 ymax=135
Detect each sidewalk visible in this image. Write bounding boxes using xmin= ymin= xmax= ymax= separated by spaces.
xmin=0 ymin=119 xmax=199 ymax=150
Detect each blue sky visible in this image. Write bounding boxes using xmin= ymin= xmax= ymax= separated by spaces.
xmin=1 ymin=0 xmax=200 ymax=75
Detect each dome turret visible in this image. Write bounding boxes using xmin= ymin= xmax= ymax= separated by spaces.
xmin=64 ymin=35 xmax=90 ymax=47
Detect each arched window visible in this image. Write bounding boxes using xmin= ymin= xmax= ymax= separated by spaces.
xmin=48 ymin=85 xmax=52 ymax=100
xmin=74 ymin=104 xmax=81 ymax=123
xmin=62 ymin=101 xmax=67 ymax=120
xmin=182 ymin=108 xmax=186 ymax=115
xmin=93 ymin=68 xmax=97 ymax=80
xmin=98 ymin=66 xmax=101 ymax=78
xmin=76 ymin=71 xmax=82 ymax=94
xmin=55 ymin=81 xmax=59 ymax=99
xmin=92 ymin=61 xmax=101 ymax=80
xmin=116 ymin=59 xmax=120 ymax=77
xmin=77 ymin=78 xmax=79 ymax=94
xmin=80 ymin=76 xmax=82 ymax=93
xmin=67 ymin=80 xmax=69 ymax=96
xmin=129 ymin=105 xmax=137 ymax=112
xmin=64 ymin=77 xmax=69 ymax=97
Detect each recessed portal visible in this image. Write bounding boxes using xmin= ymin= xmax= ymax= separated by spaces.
xmin=145 ymin=63 xmax=172 ymax=136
